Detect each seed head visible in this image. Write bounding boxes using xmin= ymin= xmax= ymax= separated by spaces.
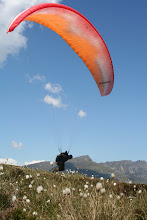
xmin=109 ymin=194 xmax=113 ymax=199
xmin=83 ymin=193 xmax=87 ymax=198
xmin=26 ymin=175 xmax=29 ymax=179
xmin=96 ymin=182 xmax=102 ymax=190
xmin=33 ymin=212 xmax=38 ymax=216
xmin=37 ymin=186 xmax=43 ymax=194
xmin=12 ymin=196 xmax=16 ymax=202
xmin=80 ymin=192 xmax=83 ymax=197
xmin=0 ymin=165 xmax=3 ymax=171
xmin=111 ymin=173 xmax=115 ymax=178
xmin=50 ymin=161 xmax=54 ymax=166
xmin=29 ymin=184 xmax=32 ymax=188
xmin=100 ymin=188 xmax=106 ymax=194
xmin=138 ymin=190 xmax=142 ymax=194
xmin=84 ymin=184 xmax=88 ymax=190
xmin=65 ymin=188 xmax=71 ymax=195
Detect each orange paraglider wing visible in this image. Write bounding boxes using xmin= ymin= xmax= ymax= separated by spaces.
xmin=7 ymin=3 xmax=114 ymax=96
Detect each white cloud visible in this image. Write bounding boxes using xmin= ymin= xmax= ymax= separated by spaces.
xmin=0 ymin=158 xmax=17 ymax=165
xmin=24 ymin=160 xmax=45 ymax=166
xmin=0 ymin=0 xmax=62 ymax=66
xmin=44 ymin=95 xmax=66 ymax=108
xmin=78 ymin=110 xmax=87 ymax=118
xmin=26 ymin=74 xmax=45 ymax=83
xmin=44 ymin=82 xmax=62 ymax=93
xmin=11 ymin=140 xmax=23 ymax=149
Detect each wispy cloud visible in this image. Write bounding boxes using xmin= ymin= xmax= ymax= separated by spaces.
xmin=25 ymin=160 xmax=45 ymax=166
xmin=26 ymin=74 xmax=46 ymax=83
xmin=78 ymin=110 xmax=87 ymax=118
xmin=44 ymin=95 xmax=66 ymax=108
xmin=0 ymin=0 xmax=62 ymax=66
xmin=0 ymin=158 xmax=17 ymax=165
xmin=11 ymin=140 xmax=23 ymax=150
xmin=44 ymin=82 xmax=62 ymax=93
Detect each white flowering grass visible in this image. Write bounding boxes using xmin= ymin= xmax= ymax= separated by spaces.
xmin=83 ymin=193 xmax=87 ymax=198
xmin=84 ymin=184 xmax=88 ymax=190
xmin=96 ymin=182 xmax=102 ymax=190
xmin=12 ymin=195 xmax=16 ymax=202
xmin=37 ymin=185 xmax=43 ymax=193
xmin=80 ymin=192 xmax=83 ymax=197
xmin=50 ymin=161 xmax=54 ymax=166
xmin=26 ymin=175 xmax=30 ymax=179
xmin=100 ymin=188 xmax=106 ymax=194
xmin=1 ymin=164 xmax=146 ymax=220
xmin=29 ymin=184 xmax=32 ymax=188
xmin=111 ymin=173 xmax=115 ymax=178
xmin=62 ymin=189 xmax=66 ymax=195
xmin=33 ymin=211 xmax=38 ymax=216
xmin=138 ymin=190 xmax=142 ymax=194
xmin=120 ymin=193 xmax=124 ymax=197
xmin=23 ymin=195 xmax=27 ymax=200
xmin=0 ymin=165 xmax=3 ymax=170
xmin=26 ymin=199 xmax=30 ymax=203
xmin=63 ymin=187 xmax=71 ymax=195
xmin=109 ymin=194 xmax=113 ymax=199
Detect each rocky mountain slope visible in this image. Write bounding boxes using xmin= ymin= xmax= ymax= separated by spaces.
xmin=25 ymin=155 xmax=147 ymax=184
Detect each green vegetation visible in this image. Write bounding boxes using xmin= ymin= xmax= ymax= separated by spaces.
xmin=0 ymin=164 xmax=146 ymax=219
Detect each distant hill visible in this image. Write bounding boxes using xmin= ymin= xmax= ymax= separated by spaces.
xmin=25 ymin=155 xmax=147 ymax=184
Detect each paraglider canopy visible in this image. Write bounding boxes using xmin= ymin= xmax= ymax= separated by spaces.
xmin=7 ymin=3 xmax=114 ymax=96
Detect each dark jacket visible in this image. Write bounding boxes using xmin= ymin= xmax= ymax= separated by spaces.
xmin=56 ymin=152 xmax=72 ymax=171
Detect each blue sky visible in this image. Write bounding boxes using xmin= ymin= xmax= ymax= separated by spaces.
xmin=0 ymin=0 xmax=147 ymax=165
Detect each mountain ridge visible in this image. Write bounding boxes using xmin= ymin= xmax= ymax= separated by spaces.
xmin=25 ymin=155 xmax=147 ymax=184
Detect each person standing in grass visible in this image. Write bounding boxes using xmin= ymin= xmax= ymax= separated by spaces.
xmin=56 ymin=151 xmax=73 ymax=171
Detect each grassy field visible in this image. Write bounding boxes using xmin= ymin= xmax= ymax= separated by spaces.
xmin=0 ymin=164 xmax=146 ymax=220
